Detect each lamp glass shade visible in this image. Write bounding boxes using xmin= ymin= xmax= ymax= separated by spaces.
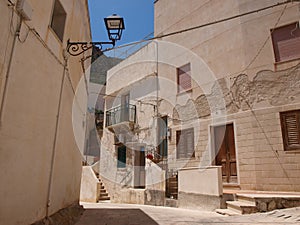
xmin=105 ymin=14 xmax=125 ymax=30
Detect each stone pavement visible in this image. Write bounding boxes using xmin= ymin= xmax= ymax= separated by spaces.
xmin=75 ymin=202 xmax=300 ymax=225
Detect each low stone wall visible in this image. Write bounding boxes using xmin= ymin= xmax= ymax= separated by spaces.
xmin=80 ymin=166 xmax=100 ymax=202
xmin=145 ymin=189 xmax=165 ymax=206
xmin=256 ymin=198 xmax=300 ymax=212
xmin=178 ymin=166 xmax=222 ymax=210
xmin=178 ymin=192 xmax=221 ymax=211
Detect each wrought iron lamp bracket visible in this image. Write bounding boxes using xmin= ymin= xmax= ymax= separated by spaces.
xmin=66 ymin=39 xmax=115 ymax=57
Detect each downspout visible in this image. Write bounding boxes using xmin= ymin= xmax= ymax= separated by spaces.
xmin=154 ymin=41 xmax=159 ymax=155
xmin=45 ymin=57 xmax=68 ymax=218
xmin=0 ymin=5 xmax=22 ymax=126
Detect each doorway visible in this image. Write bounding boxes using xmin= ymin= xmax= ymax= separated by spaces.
xmin=133 ymin=147 xmax=145 ymax=188
xmin=212 ymin=123 xmax=237 ymax=183
xmin=157 ymin=116 xmax=168 ymax=159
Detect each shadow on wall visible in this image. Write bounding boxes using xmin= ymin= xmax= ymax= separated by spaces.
xmin=75 ymin=208 xmax=159 ymax=225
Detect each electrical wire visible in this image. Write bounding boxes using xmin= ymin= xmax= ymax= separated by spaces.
xmin=103 ymin=0 xmax=299 ymax=54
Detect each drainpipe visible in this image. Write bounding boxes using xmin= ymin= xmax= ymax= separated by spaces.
xmin=0 ymin=6 xmax=22 ymax=126
xmin=45 ymin=57 xmax=68 ymax=218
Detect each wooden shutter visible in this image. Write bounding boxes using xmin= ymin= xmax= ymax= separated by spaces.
xmin=280 ymin=110 xmax=300 ymax=151
xmin=177 ymin=63 xmax=191 ymax=92
xmin=176 ymin=128 xmax=195 ymax=158
xmin=186 ymin=128 xmax=194 ymax=158
xmin=272 ymin=23 xmax=300 ymax=62
xmin=176 ymin=130 xmax=185 ymax=158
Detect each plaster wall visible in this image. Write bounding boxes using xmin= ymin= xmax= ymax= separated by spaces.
xmin=154 ymin=0 xmax=300 ymax=78
xmin=80 ymin=166 xmax=100 ymax=203
xmin=178 ymin=166 xmax=222 ymax=196
xmin=0 ymin=0 xmax=91 ymax=224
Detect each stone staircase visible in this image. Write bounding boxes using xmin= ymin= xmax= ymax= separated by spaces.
xmin=217 ymin=194 xmax=257 ymax=215
xmin=216 ymin=192 xmax=300 ymax=216
xmin=95 ymin=173 xmax=110 ymax=202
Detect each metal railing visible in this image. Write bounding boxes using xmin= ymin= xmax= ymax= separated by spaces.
xmin=145 ymin=148 xmax=168 ymax=169
xmin=105 ymin=104 xmax=136 ymax=127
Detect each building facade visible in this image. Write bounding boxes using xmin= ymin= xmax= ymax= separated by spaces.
xmin=0 ymin=0 xmax=91 ymax=224
xmin=100 ymin=0 xmax=300 ymax=209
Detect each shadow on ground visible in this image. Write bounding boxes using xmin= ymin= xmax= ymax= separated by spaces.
xmin=75 ymin=208 xmax=159 ymax=225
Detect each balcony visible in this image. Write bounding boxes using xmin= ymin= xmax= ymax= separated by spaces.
xmin=105 ymin=104 xmax=136 ymax=133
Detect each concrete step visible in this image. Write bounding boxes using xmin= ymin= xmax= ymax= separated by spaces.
xmin=215 ymin=209 xmax=240 ymax=216
xmin=226 ymin=200 xmax=257 ymax=214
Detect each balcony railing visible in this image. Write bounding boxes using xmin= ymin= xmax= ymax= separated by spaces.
xmin=106 ymin=104 xmax=136 ymax=127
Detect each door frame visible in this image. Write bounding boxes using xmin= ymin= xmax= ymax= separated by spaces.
xmin=209 ymin=121 xmax=240 ymax=185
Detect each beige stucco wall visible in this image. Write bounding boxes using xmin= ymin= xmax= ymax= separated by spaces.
xmin=0 ymin=0 xmax=91 ymax=224
xmin=101 ymin=0 xmax=300 ymax=204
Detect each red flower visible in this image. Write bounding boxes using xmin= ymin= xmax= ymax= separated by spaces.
xmin=146 ymin=154 xmax=153 ymax=160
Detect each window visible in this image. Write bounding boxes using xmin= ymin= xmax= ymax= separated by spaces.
xmin=280 ymin=110 xmax=300 ymax=151
xmin=176 ymin=128 xmax=194 ymax=159
xmin=177 ymin=63 xmax=191 ymax=93
xmin=50 ymin=0 xmax=67 ymax=42
xmin=271 ymin=22 xmax=300 ymax=63
xmin=117 ymin=145 xmax=126 ymax=168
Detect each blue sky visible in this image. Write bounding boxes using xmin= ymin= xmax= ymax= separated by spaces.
xmin=88 ymin=0 xmax=154 ymax=48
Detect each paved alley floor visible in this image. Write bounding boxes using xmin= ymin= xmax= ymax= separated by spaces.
xmin=75 ymin=202 xmax=300 ymax=225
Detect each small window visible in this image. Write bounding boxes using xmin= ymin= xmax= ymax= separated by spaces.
xmin=280 ymin=110 xmax=300 ymax=151
xmin=177 ymin=63 xmax=191 ymax=93
xmin=117 ymin=146 xmax=126 ymax=168
xmin=271 ymin=22 xmax=300 ymax=63
xmin=176 ymin=128 xmax=194 ymax=159
xmin=50 ymin=0 xmax=67 ymax=42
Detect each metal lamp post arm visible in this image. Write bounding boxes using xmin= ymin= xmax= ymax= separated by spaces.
xmin=66 ymin=39 xmax=115 ymax=57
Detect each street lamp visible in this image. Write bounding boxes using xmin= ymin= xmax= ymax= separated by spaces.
xmin=67 ymin=14 xmax=125 ymax=57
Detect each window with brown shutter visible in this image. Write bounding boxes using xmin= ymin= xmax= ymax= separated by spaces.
xmin=280 ymin=110 xmax=300 ymax=151
xmin=177 ymin=63 xmax=191 ymax=93
xmin=50 ymin=0 xmax=67 ymax=42
xmin=271 ymin=22 xmax=300 ymax=63
xmin=176 ymin=128 xmax=195 ymax=159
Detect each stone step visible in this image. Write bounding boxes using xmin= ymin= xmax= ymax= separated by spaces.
xmin=226 ymin=201 xmax=257 ymax=214
xmin=100 ymin=192 xmax=109 ymax=197
xmin=165 ymin=198 xmax=178 ymax=208
xmin=98 ymin=196 xmax=110 ymax=201
xmin=236 ymin=194 xmax=256 ymax=204
xmin=215 ymin=208 xmax=240 ymax=216
xmin=100 ymin=189 xmax=107 ymax=193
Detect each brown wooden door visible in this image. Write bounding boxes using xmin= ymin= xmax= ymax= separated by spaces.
xmin=213 ymin=124 xmax=237 ymax=183
xmin=134 ymin=149 xmax=145 ymax=188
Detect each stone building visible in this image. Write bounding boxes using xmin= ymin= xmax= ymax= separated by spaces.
xmin=0 ymin=0 xmax=91 ymax=224
xmin=100 ymin=0 xmax=300 ymax=211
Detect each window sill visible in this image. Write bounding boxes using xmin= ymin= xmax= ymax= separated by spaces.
xmin=176 ymin=157 xmax=196 ymax=160
xmin=117 ymin=167 xmax=127 ymax=171
xmin=275 ymin=57 xmax=300 ymax=65
xmin=48 ymin=26 xmax=63 ymax=44
xmin=284 ymin=150 xmax=300 ymax=154
xmin=177 ymin=89 xmax=192 ymax=96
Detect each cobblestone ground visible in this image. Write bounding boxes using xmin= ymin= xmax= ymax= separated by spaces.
xmin=75 ymin=203 xmax=300 ymax=225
